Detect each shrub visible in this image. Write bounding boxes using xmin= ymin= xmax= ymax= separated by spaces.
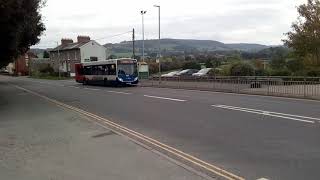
xmin=270 ymin=69 xmax=291 ymax=76
xmin=306 ymin=69 xmax=320 ymax=77
xmin=39 ymin=65 xmax=54 ymax=75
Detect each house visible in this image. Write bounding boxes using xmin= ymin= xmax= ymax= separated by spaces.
xmin=49 ymin=36 xmax=107 ymax=76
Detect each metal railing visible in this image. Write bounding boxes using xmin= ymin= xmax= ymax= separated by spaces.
xmin=139 ymin=76 xmax=320 ymax=100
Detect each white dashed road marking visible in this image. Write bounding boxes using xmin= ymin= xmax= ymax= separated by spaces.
xmin=144 ymin=95 xmax=187 ymax=102
xmin=106 ymin=90 xmax=132 ymax=95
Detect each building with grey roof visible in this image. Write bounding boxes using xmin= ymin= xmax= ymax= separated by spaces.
xmin=50 ymin=36 xmax=107 ymax=76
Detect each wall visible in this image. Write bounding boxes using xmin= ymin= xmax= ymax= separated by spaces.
xmin=80 ymin=41 xmax=106 ymax=63
xmin=50 ymin=49 xmax=81 ymax=75
xmin=29 ymin=58 xmax=52 ymax=74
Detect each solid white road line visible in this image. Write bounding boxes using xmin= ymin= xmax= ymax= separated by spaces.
xmin=218 ymin=105 xmax=320 ymax=121
xmin=211 ymin=104 xmax=316 ymax=124
xmin=144 ymin=95 xmax=187 ymax=102
xmin=107 ymin=90 xmax=132 ymax=95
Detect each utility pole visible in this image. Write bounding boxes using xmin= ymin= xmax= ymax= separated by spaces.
xmin=56 ymin=41 xmax=61 ymax=79
xmin=132 ymin=28 xmax=135 ymax=59
xmin=141 ymin=10 xmax=146 ymax=62
xmin=154 ymin=5 xmax=161 ymax=82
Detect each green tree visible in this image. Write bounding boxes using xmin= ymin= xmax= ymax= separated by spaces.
xmin=286 ymin=59 xmax=304 ymax=73
xmin=270 ymin=50 xmax=287 ymax=70
xmin=43 ymin=50 xmax=49 ymax=58
xmin=283 ymin=0 xmax=320 ymax=66
xmin=182 ymin=61 xmax=201 ymax=70
xmin=108 ymin=54 xmax=117 ymax=59
xmin=205 ymin=59 xmax=213 ymax=68
xmin=0 ymin=0 xmax=46 ymax=67
xmin=230 ymin=62 xmax=255 ymax=76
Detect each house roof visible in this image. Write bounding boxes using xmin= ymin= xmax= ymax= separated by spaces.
xmin=50 ymin=41 xmax=89 ymax=52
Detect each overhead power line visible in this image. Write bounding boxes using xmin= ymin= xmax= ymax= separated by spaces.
xmin=94 ymin=31 xmax=132 ymax=41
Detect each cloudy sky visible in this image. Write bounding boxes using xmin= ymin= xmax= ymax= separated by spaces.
xmin=34 ymin=0 xmax=306 ymax=48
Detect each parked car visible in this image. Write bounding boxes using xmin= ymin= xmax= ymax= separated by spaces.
xmin=0 ymin=68 xmax=9 ymax=74
xmin=192 ymin=68 xmax=212 ymax=77
xmin=176 ymin=69 xmax=199 ymax=76
xmin=161 ymin=71 xmax=180 ymax=77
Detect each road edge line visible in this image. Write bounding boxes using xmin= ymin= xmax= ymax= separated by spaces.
xmin=11 ymin=84 xmax=244 ymax=180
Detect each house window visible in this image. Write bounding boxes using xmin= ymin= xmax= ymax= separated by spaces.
xmin=90 ymin=57 xmax=98 ymax=61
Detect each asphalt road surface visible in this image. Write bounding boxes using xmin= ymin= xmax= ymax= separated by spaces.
xmin=5 ymin=76 xmax=320 ymax=180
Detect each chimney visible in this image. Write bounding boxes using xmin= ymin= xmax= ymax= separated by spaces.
xmin=61 ymin=38 xmax=73 ymax=45
xmin=77 ymin=35 xmax=91 ymax=43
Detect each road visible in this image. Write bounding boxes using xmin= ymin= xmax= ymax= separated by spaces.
xmin=5 ymin=76 xmax=320 ymax=180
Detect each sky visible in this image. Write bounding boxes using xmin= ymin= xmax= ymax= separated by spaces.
xmin=33 ymin=0 xmax=307 ymax=48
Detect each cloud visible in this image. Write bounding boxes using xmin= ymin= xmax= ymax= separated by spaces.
xmin=33 ymin=0 xmax=308 ymax=48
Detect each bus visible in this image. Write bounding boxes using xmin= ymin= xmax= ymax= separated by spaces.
xmin=75 ymin=58 xmax=139 ymax=86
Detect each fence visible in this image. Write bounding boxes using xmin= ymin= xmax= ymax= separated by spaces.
xmin=140 ymin=76 xmax=320 ymax=100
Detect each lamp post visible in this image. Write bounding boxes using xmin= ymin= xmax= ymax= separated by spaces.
xmin=154 ymin=5 xmax=161 ymax=82
xmin=140 ymin=10 xmax=147 ymax=62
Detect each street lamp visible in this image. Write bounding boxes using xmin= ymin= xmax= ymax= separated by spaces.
xmin=140 ymin=10 xmax=147 ymax=62
xmin=154 ymin=5 xmax=161 ymax=82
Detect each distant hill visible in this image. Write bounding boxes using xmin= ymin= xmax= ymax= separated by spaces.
xmin=29 ymin=48 xmax=52 ymax=58
xmin=104 ymin=38 xmax=270 ymax=56
xmin=225 ymin=43 xmax=269 ymax=52
xmin=29 ymin=48 xmax=45 ymax=55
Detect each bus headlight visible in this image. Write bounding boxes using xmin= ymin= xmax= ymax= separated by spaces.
xmin=118 ymin=78 xmax=123 ymax=82
xmin=134 ymin=77 xmax=138 ymax=81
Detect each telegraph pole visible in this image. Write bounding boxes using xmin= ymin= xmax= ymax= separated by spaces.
xmin=56 ymin=41 xmax=61 ymax=79
xmin=132 ymin=28 xmax=135 ymax=59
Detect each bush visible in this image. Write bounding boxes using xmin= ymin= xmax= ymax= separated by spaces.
xmin=230 ymin=62 xmax=255 ymax=76
xmin=306 ymin=69 xmax=320 ymax=77
xmin=270 ymin=69 xmax=291 ymax=76
xmin=254 ymin=69 xmax=270 ymax=76
xmin=39 ymin=65 xmax=54 ymax=75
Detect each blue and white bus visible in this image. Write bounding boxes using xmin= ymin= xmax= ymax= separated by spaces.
xmin=75 ymin=58 xmax=139 ymax=86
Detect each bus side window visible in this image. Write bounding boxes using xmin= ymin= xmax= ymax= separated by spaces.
xmin=97 ymin=65 xmax=105 ymax=75
xmin=93 ymin=66 xmax=99 ymax=75
xmin=107 ymin=64 xmax=116 ymax=75
xmin=84 ymin=66 xmax=92 ymax=75
xmin=102 ymin=65 xmax=108 ymax=75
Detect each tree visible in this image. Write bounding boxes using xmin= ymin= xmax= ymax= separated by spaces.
xmin=0 ymin=0 xmax=46 ymax=67
xmin=283 ymin=0 xmax=320 ymax=66
xmin=287 ymin=59 xmax=304 ymax=73
xmin=270 ymin=50 xmax=287 ymax=70
xmin=182 ymin=61 xmax=201 ymax=70
xmin=230 ymin=62 xmax=255 ymax=76
xmin=43 ymin=50 xmax=49 ymax=58
xmin=108 ymin=54 xmax=117 ymax=59
xmin=205 ymin=59 xmax=213 ymax=68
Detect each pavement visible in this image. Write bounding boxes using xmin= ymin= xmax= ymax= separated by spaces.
xmin=3 ymin=75 xmax=320 ymax=180
xmin=0 ymin=77 xmax=208 ymax=180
